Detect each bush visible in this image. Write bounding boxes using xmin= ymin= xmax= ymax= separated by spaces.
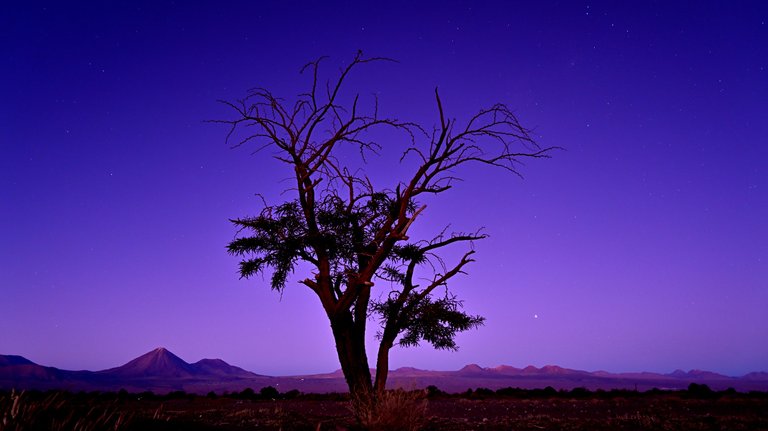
xmin=259 ymin=386 xmax=280 ymax=399
xmin=283 ymin=389 xmax=301 ymax=399
xmin=425 ymin=385 xmax=445 ymax=398
xmin=238 ymin=387 xmax=257 ymax=399
xmin=569 ymin=387 xmax=591 ymax=398
xmin=351 ymin=389 xmax=427 ymax=431
xmin=686 ymin=383 xmax=716 ymax=399
xmin=495 ymin=387 xmax=525 ymax=398
xmin=472 ymin=387 xmax=494 ymax=399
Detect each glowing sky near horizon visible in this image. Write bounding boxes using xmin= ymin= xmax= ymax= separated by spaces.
xmin=2 ymin=2 xmax=766 ymax=377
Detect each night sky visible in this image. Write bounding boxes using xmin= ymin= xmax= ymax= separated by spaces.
xmin=2 ymin=2 xmax=766 ymax=377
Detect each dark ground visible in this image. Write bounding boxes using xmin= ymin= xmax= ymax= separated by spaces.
xmin=2 ymin=388 xmax=767 ymax=430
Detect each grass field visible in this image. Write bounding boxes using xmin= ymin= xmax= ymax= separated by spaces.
xmin=2 ymin=386 xmax=767 ymax=430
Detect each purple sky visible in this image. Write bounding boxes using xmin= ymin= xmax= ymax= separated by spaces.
xmin=2 ymin=2 xmax=766 ymax=377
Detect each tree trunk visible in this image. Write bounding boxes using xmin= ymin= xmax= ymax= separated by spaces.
xmin=331 ymin=311 xmax=373 ymax=397
xmin=373 ymin=341 xmax=392 ymax=392
xmin=373 ymin=308 xmax=401 ymax=393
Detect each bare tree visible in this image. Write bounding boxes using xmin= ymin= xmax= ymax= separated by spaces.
xmin=216 ymin=51 xmax=553 ymax=400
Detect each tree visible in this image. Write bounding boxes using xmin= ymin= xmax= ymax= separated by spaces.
xmin=217 ymin=51 xmax=553 ymax=400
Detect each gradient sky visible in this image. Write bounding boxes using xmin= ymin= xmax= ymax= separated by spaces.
xmin=2 ymin=2 xmax=766 ymax=377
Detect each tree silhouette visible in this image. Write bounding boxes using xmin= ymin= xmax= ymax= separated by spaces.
xmin=216 ymin=51 xmax=553 ymax=400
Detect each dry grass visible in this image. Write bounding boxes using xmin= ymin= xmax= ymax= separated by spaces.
xmin=350 ymin=389 xmax=428 ymax=431
xmin=0 ymin=389 xmax=131 ymax=431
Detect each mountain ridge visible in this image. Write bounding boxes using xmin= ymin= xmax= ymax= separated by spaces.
xmin=2 ymin=348 xmax=767 ymax=394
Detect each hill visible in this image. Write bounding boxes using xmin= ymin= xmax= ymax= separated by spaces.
xmin=2 ymin=349 xmax=767 ymax=394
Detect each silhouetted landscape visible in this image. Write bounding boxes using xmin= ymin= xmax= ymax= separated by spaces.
xmin=3 ymin=347 xmax=767 ymax=395
xmin=2 ymin=377 xmax=767 ymax=430
xmin=5 ymin=1 xmax=768 ymax=430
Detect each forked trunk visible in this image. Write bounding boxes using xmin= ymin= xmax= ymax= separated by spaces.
xmin=331 ymin=311 xmax=373 ymax=397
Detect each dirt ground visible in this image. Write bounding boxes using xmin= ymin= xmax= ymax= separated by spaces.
xmin=3 ymin=390 xmax=767 ymax=431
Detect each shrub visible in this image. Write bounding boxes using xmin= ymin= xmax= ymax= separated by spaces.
xmin=283 ymin=389 xmax=301 ymax=399
xmin=239 ymin=387 xmax=257 ymax=399
xmin=472 ymin=387 xmax=494 ymax=399
xmin=259 ymin=386 xmax=280 ymax=399
xmin=425 ymin=385 xmax=445 ymax=398
xmin=542 ymin=386 xmax=558 ymax=397
xmin=495 ymin=387 xmax=525 ymax=397
xmin=569 ymin=387 xmax=591 ymax=398
xmin=350 ymin=389 xmax=428 ymax=431
xmin=686 ymin=383 xmax=716 ymax=399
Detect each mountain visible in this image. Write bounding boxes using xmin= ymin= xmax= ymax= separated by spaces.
xmin=0 ymin=355 xmax=61 ymax=382
xmin=376 ymin=364 xmax=768 ymax=393
xmin=0 ymin=348 xmax=275 ymax=393
xmin=97 ymin=347 xmax=264 ymax=380
xmin=100 ymin=348 xmax=196 ymax=378
xmin=191 ymin=358 xmax=262 ymax=378
xmin=743 ymin=372 xmax=768 ymax=381
xmin=666 ymin=369 xmax=730 ymax=380
xmin=520 ymin=365 xmax=588 ymax=376
xmin=2 ymin=348 xmax=767 ymax=394
xmin=456 ymin=364 xmax=486 ymax=376
xmin=390 ymin=366 xmax=441 ymax=377
xmin=452 ymin=364 xmax=588 ymax=378
xmin=0 ymin=355 xmax=35 ymax=367
xmin=490 ymin=365 xmax=523 ymax=375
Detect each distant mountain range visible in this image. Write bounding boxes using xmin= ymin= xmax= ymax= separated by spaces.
xmin=0 ymin=348 xmax=273 ymax=394
xmin=2 ymin=348 xmax=766 ymax=394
